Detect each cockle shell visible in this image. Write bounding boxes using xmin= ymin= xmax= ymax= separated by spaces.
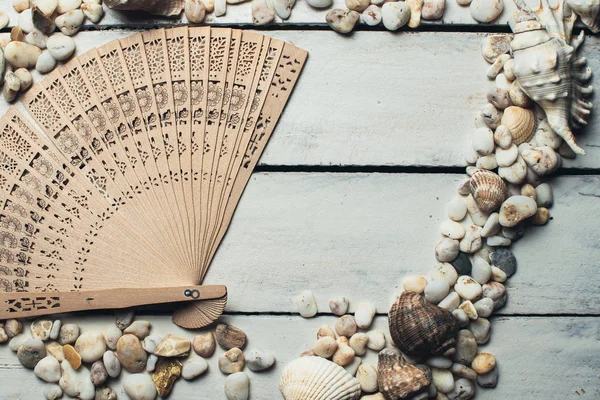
xmin=104 ymin=0 xmax=184 ymax=16
xmin=567 ymin=0 xmax=600 ymax=32
xmin=377 ymin=349 xmax=431 ymax=400
xmin=511 ymin=0 xmax=593 ymax=155
xmin=500 ymin=106 xmax=536 ymax=145
xmin=280 ymin=356 xmax=361 ymax=400
xmin=388 ymin=292 xmax=459 ymax=357
xmin=470 ymin=170 xmax=508 ymax=213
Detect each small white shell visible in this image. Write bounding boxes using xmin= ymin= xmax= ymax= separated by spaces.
xmin=280 ymin=357 xmax=361 ymax=400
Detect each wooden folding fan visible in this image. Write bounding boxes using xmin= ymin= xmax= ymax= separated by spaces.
xmin=0 ymin=27 xmax=307 ymax=328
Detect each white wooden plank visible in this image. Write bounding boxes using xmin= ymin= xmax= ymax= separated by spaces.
xmin=200 ymin=173 xmax=600 ymax=314
xmin=0 ymin=315 xmax=597 ymax=399
xmin=1 ymin=31 xmax=599 ymax=169
xmin=0 ymin=0 xmax=585 ymax=27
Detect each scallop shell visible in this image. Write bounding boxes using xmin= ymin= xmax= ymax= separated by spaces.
xmin=388 ymin=292 xmax=459 ymax=357
xmin=470 ymin=170 xmax=508 ymax=213
xmin=104 ymin=0 xmax=184 ymax=16
xmin=377 ymin=349 xmax=431 ymax=400
xmin=567 ymin=0 xmax=600 ymax=33
xmin=280 ymin=356 xmax=361 ymax=400
xmin=500 ymin=106 xmax=536 ymax=145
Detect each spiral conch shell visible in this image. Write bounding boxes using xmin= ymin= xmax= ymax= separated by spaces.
xmin=567 ymin=0 xmax=600 ymax=32
xmin=280 ymin=356 xmax=361 ymax=400
xmin=500 ymin=106 xmax=536 ymax=145
xmin=470 ymin=170 xmax=508 ymax=213
xmin=511 ymin=0 xmax=593 ymax=155
xmin=377 ymin=349 xmax=431 ymax=400
xmin=104 ymin=0 xmax=184 ymax=16
xmin=388 ymin=292 xmax=459 ymax=357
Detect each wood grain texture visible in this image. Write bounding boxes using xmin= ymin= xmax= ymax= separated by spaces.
xmin=0 ymin=315 xmax=597 ymax=399
xmin=1 ymin=31 xmax=599 ymax=169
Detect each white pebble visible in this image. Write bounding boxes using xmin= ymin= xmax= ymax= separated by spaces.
xmin=313 ymin=336 xmax=338 ymax=358
xmin=454 ymin=276 xmax=483 ymax=301
xmin=54 ymin=10 xmax=84 ymax=36
xmin=487 ymin=235 xmax=511 ymax=246
xmin=438 ymin=292 xmax=460 ymax=311
xmin=123 ymin=373 xmax=157 ymax=400
xmin=271 ymin=0 xmax=295 ymax=19
xmin=452 ymin=308 xmax=470 ymax=327
xmin=34 ymin=356 xmax=61 ymax=383
xmin=326 ymin=9 xmax=360 ymax=33
xmin=476 ymin=154 xmax=498 ymax=170
xmin=49 ymin=321 xmax=61 ymax=341
xmin=498 ymin=155 xmax=527 ymax=184
xmin=329 ymin=296 xmax=349 ymax=315
xmin=448 ymin=196 xmax=467 ymax=221
xmin=422 ymin=0 xmax=446 ymax=19
xmin=435 ymin=237 xmax=459 ymax=262
xmin=403 ymin=275 xmax=428 ymax=293
xmin=381 ymin=1 xmax=411 ymax=30
xmin=57 ymin=0 xmax=81 ymax=13
xmin=9 ymin=335 xmax=29 ymax=352
xmin=448 ymin=378 xmax=476 ymax=399
xmin=535 ymin=183 xmax=553 ymax=207
xmin=362 ymin=5 xmax=382 ymax=26
xmin=459 ymin=225 xmax=482 ymax=253
xmin=349 ymin=333 xmax=369 ymax=356
xmin=469 ymin=0 xmax=503 ymax=22
xmin=81 ymin=3 xmax=104 ymax=23
xmin=43 ymin=384 xmax=63 ymax=400
xmin=366 ymin=330 xmax=386 ymax=351
xmin=471 ymin=257 xmax=491 ymax=284
xmin=103 ymin=325 xmax=122 ymax=351
xmin=432 ymin=367 xmax=455 ymax=394
xmin=296 ymin=290 xmax=318 ymax=318
xmin=473 ymin=127 xmax=495 ymax=155
xmin=344 ymin=356 xmax=363 ymax=376
xmin=59 ymin=360 xmax=94 ymax=400
xmin=225 ymin=372 xmax=249 ymax=400
xmin=495 ymin=144 xmax=518 ymax=167
xmin=306 ymin=0 xmax=332 ymax=7
xmin=440 ymin=220 xmax=466 ymax=240
xmin=215 ymin=0 xmax=227 ymax=15
xmin=335 ymin=315 xmax=357 ymax=337
xmin=18 ymin=9 xmax=35 ymax=33
xmin=474 ymin=297 xmax=494 ymax=318
xmin=499 ymin=195 xmax=537 ymax=227
xmin=252 ymin=0 xmax=275 ymax=25
xmin=32 ymin=0 xmax=58 ymax=16
xmin=431 ymin=263 xmax=458 ymax=286
xmin=182 ymin=357 xmax=209 ymax=380
xmin=357 ymin=363 xmax=378 ymax=393
xmin=103 ymin=350 xmax=121 ymax=378
xmin=74 ymin=332 xmax=106 ymax=363
xmin=245 ymin=349 xmax=275 ymax=371
xmin=355 ymin=302 xmax=376 ymax=329
xmin=5 ymin=41 xmax=42 ymax=68
xmin=47 ymin=33 xmax=76 ymax=61
xmin=146 ymin=354 xmax=158 ymax=372
xmin=123 ymin=320 xmax=151 ymax=339
xmin=459 ymin=300 xmax=478 ymax=320
xmin=491 ymin=265 xmax=507 ymax=282
xmin=481 ymin=213 xmax=500 ymax=237
xmin=494 ymin=125 xmax=512 ymax=149
xmin=424 ymin=279 xmax=450 ymax=303
xmin=14 ymin=0 xmax=31 ymax=13
xmin=36 ymin=50 xmax=56 ymax=74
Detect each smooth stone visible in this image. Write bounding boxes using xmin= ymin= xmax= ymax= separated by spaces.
xmin=490 ymin=248 xmax=517 ymax=277
xmin=313 ymin=336 xmax=338 ymax=358
xmin=34 ymin=355 xmax=61 ymax=383
xmin=355 ymin=302 xmax=376 ymax=329
xmin=381 ymin=1 xmax=411 ymax=30
xmin=487 ymin=235 xmax=511 ymax=246
xmin=46 ymin=342 xmax=65 ymax=362
xmin=454 ymin=276 xmax=482 ymax=301
xmin=468 ymin=318 xmax=491 ymax=344
xmin=272 ymin=0 xmax=295 ymax=19
xmin=146 ymin=354 xmax=158 ymax=372
xmin=63 ymin=345 xmax=82 ymax=369
xmin=427 ymin=356 xmax=453 ymax=369
xmin=49 ymin=321 xmax=61 ymax=341
xmin=472 ymin=352 xmax=496 ymax=375
xmin=332 ymin=337 xmax=356 ymax=366
xmin=366 ymin=330 xmax=386 ymax=351
xmin=454 ymin=330 xmax=478 ymax=365
xmin=480 ymin=213 xmax=500 ymax=238
xmin=481 ymin=34 xmax=512 ymax=63
xmin=344 ymin=356 xmax=363 ymax=376
xmin=471 ymin=257 xmax=491 ymax=284
xmin=459 ymin=226 xmax=482 ymax=253
xmin=472 ymin=127 xmax=494 ymax=155
xmin=432 ymin=263 xmax=458 ymax=286
xmin=216 ymin=324 xmax=247 ymax=350
xmin=90 ymin=360 xmax=108 ymax=386
xmin=5 ymin=41 xmax=42 ymax=68
xmin=3 ymin=71 xmax=20 ymax=102
xmin=296 ymin=290 xmax=318 ymax=318
xmin=32 ymin=0 xmax=58 ymax=16
xmin=116 ymin=334 xmax=147 ymax=373
xmin=464 ymin=146 xmax=479 ymax=164
xmin=491 ymin=266 xmax=507 ymax=282
xmin=494 ymin=124 xmax=512 ymax=149
xmin=306 ymin=0 xmax=332 ymax=7
xmin=103 ymin=325 xmax=122 ymax=351
xmin=152 ymin=358 xmax=182 ymax=397
xmin=498 ymin=155 xmax=527 ymax=184
xmin=476 ymin=154 xmax=498 ymax=170
xmin=487 ymin=84 xmax=511 ymax=110
xmin=182 ymin=357 xmax=209 ymax=380
xmin=59 ymin=360 xmax=94 ymax=400
xmin=9 ymin=334 xmax=29 ymax=351
xmin=245 ymin=348 xmax=275 ymax=371
xmin=432 ymin=367 xmax=455 ymax=394
xmin=482 ymin=282 xmax=507 ymax=309
xmin=123 ymin=373 xmax=157 ymax=400
xmin=36 ymin=50 xmax=56 ymax=73
xmin=115 ymin=310 xmax=134 ymax=330
xmin=474 ymin=297 xmax=494 ymax=318
xmin=362 ymin=5 xmax=382 ymax=26
xmin=509 ymin=80 xmax=532 ymax=107
xmin=142 ymin=334 xmax=162 ymax=353
xmin=346 ymin=0 xmax=370 ymax=12
xmin=123 ymin=320 xmax=151 ymax=339
xmin=193 ymin=332 xmax=216 ymax=357
xmin=477 ymin=367 xmax=498 ymax=388
xmin=103 ymin=350 xmax=121 ymax=378
xmin=18 ymin=9 xmax=35 ymax=33
xmin=535 ymin=183 xmax=553 ymax=207
xmin=558 ymin=140 xmax=576 ymax=158
xmin=326 ymin=9 xmax=360 ymax=33
xmin=452 ymin=308 xmax=470 ymax=327
xmin=403 ymin=275 xmax=428 ymax=293
xmin=59 ymin=324 xmax=80 ymax=345
xmin=225 ymin=372 xmax=249 ymax=400
xmin=47 ymin=33 xmax=75 ymax=61
xmin=533 ymin=207 xmax=550 ymax=225
xmin=26 ymin=29 xmax=49 ymax=49
xmin=335 ymin=315 xmax=358 ymax=337
xmin=215 ymin=0 xmax=226 ymax=15
xmin=57 ymin=0 xmax=82 ymax=13
xmin=522 ymin=146 xmax=559 ymax=175
xmin=499 ymin=195 xmax=537 ymax=227
xmin=81 ymin=3 xmax=104 ymax=23
xmin=153 ymin=334 xmax=190 ymax=357
xmin=43 ymin=384 xmax=63 ymax=400
xmin=459 ymin=300 xmax=478 ymax=320
xmin=448 ymin=196 xmax=468 ymax=221
xmin=470 ymin=0 xmax=503 ymax=22
xmin=406 ymin=0 xmax=424 ymax=28
xmin=495 ymin=144 xmax=518 ymax=167
xmin=317 ymin=325 xmax=336 ymax=339
xmin=422 ymin=0 xmax=445 ymax=19
xmin=0 ymin=327 xmax=7 ymax=344
xmin=14 ymin=0 xmax=31 ymax=13
xmin=55 ymin=10 xmax=84 ymax=36
xmin=438 ymin=292 xmax=460 ymax=311
xmin=502 ymin=223 xmax=524 ymax=240
xmin=440 ymin=220 xmax=466 ymax=240
xmin=18 ymin=338 xmax=47 ymax=368
xmin=12 ymin=26 xmax=26 ymax=42
xmin=32 ymin=319 xmax=54 ymax=341
xmin=33 ymin=7 xmax=54 ymax=34
xmin=424 ymin=279 xmax=450 ymax=303
xmin=480 ymin=103 xmax=501 ymax=129
xmin=450 ymin=363 xmax=478 ymax=380
xmin=75 ymin=332 xmax=106 ymax=363
xmin=349 ymin=332 xmax=369 ymax=356
xmin=95 ymin=387 xmax=117 ymax=400
xmin=451 ymin=252 xmax=472 ymax=275
xmin=329 ymin=296 xmax=349 ymax=315
xmin=251 ymin=0 xmax=275 ymax=25
xmin=435 ymin=237 xmax=460 ymax=262
xmin=466 ymin=194 xmax=490 ymax=226
xmin=219 ymin=347 xmax=245 ymax=374
xmin=357 ymin=363 xmax=378 ymax=393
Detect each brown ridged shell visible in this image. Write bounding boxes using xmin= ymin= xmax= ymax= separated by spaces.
xmin=388 ymin=292 xmax=458 ymax=357
xmin=377 ymin=349 xmax=430 ymax=400
xmin=500 ymin=106 xmax=536 ymax=145
xmin=470 ymin=170 xmax=508 ymax=213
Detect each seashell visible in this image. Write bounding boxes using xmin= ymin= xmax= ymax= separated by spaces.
xmin=280 ymin=356 xmax=361 ymax=400
xmin=388 ymin=292 xmax=459 ymax=357
xmin=104 ymin=0 xmax=184 ymax=16
xmin=500 ymin=106 xmax=536 ymax=145
xmin=469 ymin=170 xmax=508 ymax=213
xmin=377 ymin=349 xmax=431 ymax=399
xmin=567 ymin=0 xmax=600 ymax=33
xmin=511 ymin=0 xmax=593 ymax=155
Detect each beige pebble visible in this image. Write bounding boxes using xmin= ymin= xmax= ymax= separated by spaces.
xmin=326 ymin=9 xmax=360 ymax=33
xmin=46 ymin=342 xmax=65 ymax=362
xmin=252 ymin=0 xmax=275 ymax=25
xmin=182 ymin=357 xmax=209 ymax=380
xmin=346 ymin=0 xmax=370 ymax=12
xmin=335 ymin=315 xmax=358 ymax=337
xmin=432 ymin=263 xmax=458 ymax=286
xmin=59 ymin=360 xmax=94 ymax=400
xmin=317 ymin=325 xmax=336 ymax=339
xmin=403 ymin=275 xmax=428 ymax=293
xmin=81 ymin=3 xmax=104 ymax=23
xmin=31 ymin=319 xmax=54 ymax=341
xmin=532 ymin=207 xmax=550 ymax=225
xmin=471 ymin=352 xmax=496 ymax=374
xmin=218 ymin=347 xmax=245 ymax=374
xmin=357 ymin=363 xmax=379 ymax=393
xmin=57 ymin=0 xmax=82 ymax=14
xmin=349 ymin=332 xmax=369 ymax=356
xmin=5 ymin=41 xmax=42 ymax=68
xmin=102 ymin=325 xmax=122 ymax=351
xmin=14 ymin=0 xmax=31 ymax=12
xmin=406 ymin=0 xmax=424 ymax=28
xmin=366 ymin=330 xmax=386 ymax=351
xmin=216 ymin=324 xmax=247 ymax=350
xmin=329 ymin=296 xmax=349 ymax=315
xmin=295 ymin=290 xmax=318 ymax=318
xmin=74 ymin=332 xmax=106 ymax=363
xmin=332 ymin=337 xmax=355 ymax=367
xmin=54 ymin=10 xmax=84 ymax=36
xmin=313 ymin=336 xmax=338 ymax=358
xmin=153 ymin=334 xmax=190 ymax=357
xmin=185 ymin=0 xmax=207 ymax=22
xmin=116 ymin=334 xmax=147 ymax=373
xmin=123 ymin=320 xmax=151 ymax=339
xmin=355 ymin=302 xmax=376 ymax=329
xmin=193 ymin=332 xmax=216 ymax=358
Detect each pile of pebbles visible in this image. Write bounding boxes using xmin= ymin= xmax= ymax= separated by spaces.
xmin=0 ymin=314 xmax=274 ymax=400
xmin=0 ymin=0 xmax=105 ymax=102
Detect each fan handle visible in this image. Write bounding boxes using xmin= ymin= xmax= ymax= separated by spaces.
xmin=0 ymin=285 xmax=227 ymax=319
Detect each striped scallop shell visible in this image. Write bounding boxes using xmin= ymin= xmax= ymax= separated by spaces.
xmin=378 ymin=349 xmax=431 ymax=399
xmin=500 ymin=106 xmax=536 ymax=145
xmin=280 ymin=357 xmax=361 ymax=400
xmin=470 ymin=170 xmax=508 ymax=213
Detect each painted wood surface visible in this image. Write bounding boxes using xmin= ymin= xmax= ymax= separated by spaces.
xmin=0 ymin=315 xmax=598 ymax=399
xmin=1 ymin=30 xmax=599 ymax=169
